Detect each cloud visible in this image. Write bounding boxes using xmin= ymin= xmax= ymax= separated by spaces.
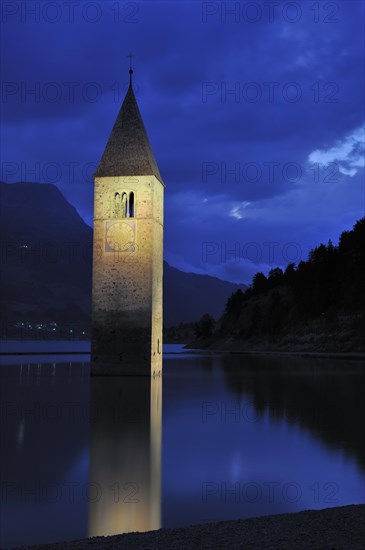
xmin=229 ymin=201 xmax=251 ymax=219
xmin=308 ymin=126 xmax=365 ymax=177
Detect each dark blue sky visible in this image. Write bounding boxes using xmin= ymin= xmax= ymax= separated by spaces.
xmin=1 ymin=0 xmax=364 ymax=283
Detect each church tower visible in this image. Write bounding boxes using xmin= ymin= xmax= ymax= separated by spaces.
xmin=91 ymin=64 xmax=164 ymax=376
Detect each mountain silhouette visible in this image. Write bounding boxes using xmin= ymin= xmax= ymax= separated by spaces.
xmin=0 ymin=182 xmax=246 ymax=334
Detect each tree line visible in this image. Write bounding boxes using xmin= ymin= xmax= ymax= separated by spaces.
xmin=194 ymin=218 xmax=365 ymax=345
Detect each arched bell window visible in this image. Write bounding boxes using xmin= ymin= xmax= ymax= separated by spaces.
xmin=113 ymin=191 xmax=134 ymax=218
xmin=114 ymin=192 xmax=120 ymax=217
xmin=121 ymin=192 xmax=127 ymax=218
xmin=129 ymin=192 xmax=134 ymax=218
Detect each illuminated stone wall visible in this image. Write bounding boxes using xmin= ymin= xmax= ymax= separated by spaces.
xmin=91 ymin=175 xmax=164 ymax=375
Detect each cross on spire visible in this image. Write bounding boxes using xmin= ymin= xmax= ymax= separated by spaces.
xmin=127 ymin=52 xmax=135 ymax=86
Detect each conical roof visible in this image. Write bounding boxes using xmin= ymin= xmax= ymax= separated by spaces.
xmin=95 ymin=84 xmax=163 ymax=183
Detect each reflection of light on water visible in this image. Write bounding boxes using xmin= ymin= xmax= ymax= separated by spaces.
xmin=88 ymin=373 xmax=162 ymax=537
xmin=37 ymin=363 xmax=41 ymax=385
xmin=149 ymin=375 xmax=162 ymax=529
xmin=17 ymin=418 xmax=25 ymax=450
xmin=230 ymin=451 xmax=244 ymax=482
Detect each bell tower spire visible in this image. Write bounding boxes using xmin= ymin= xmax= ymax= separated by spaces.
xmin=127 ymin=51 xmax=135 ymax=87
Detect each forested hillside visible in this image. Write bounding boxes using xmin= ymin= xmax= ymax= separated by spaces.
xmin=192 ymin=218 xmax=365 ymax=352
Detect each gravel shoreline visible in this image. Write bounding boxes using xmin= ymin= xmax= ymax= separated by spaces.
xmin=11 ymin=504 xmax=365 ymax=549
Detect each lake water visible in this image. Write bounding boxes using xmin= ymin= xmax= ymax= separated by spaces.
xmin=1 ymin=344 xmax=364 ymax=548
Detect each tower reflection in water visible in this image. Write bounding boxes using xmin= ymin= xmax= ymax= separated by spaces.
xmin=89 ymin=372 xmax=162 ymax=536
